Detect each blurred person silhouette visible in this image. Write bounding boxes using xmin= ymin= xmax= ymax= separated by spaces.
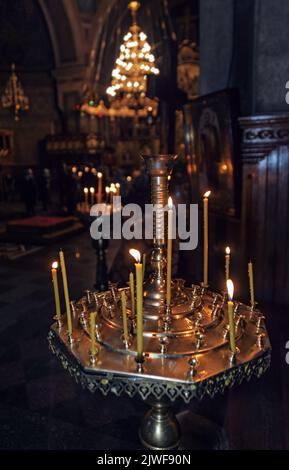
xmin=38 ymin=168 xmax=51 ymax=211
xmin=22 ymin=168 xmax=37 ymax=217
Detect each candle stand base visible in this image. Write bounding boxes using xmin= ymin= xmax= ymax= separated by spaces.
xmin=139 ymin=400 xmax=180 ymax=451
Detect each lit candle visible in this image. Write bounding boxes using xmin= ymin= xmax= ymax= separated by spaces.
xmin=203 ymin=190 xmax=211 ymax=286
xmin=109 ymin=185 xmax=114 ymax=205
xmin=97 ymin=172 xmax=103 ymax=204
xmin=105 ymin=186 xmax=110 ymax=204
xmin=129 ymin=272 xmax=135 ymax=318
xmin=84 ymin=187 xmax=89 ymax=206
xmin=51 ymin=261 xmax=61 ymax=322
xmin=90 ymin=312 xmax=97 ymax=356
xmin=166 ymin=197 xmax=173 ymax=306
xmin=121 ymin=290 xmax=129 ymax=343
xmin=225 ymin=246 xmax=230 ymax=282
xmin=226 ymin=279 xmax=236 ymax=353
xmin=59 ymin=250 xmax=72 ymax=336
xmin=248 ymin=261 xmax=255 ymax=307
xmin=90 ymin=187 xmax=95 ymax=205
xmin=129 ymin=249 xmax=143 ymax=358
xmin=116 ymin=182 xmax=121 ymax=196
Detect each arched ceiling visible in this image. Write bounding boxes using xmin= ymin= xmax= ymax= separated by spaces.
xmin=0 ymin=0 xmax=54 ymax=69
xmin=0 ymin=0 xmax=86 ymax=70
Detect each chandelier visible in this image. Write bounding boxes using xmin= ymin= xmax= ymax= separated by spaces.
xmin=106 ymin=1 xmax=159 ymax=117
xmin=1 ymin=63 xmax=29 ymax=121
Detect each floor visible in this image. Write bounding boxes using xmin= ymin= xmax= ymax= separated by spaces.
xmin=0 ymin=230 xmax=287 ymax=450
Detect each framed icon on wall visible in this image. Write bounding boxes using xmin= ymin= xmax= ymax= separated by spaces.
xmin=183 ymin=88 xmax=241 ymax=217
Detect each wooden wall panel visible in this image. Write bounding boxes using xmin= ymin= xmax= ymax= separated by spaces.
xmin=240 ymin=115 xmax=289 ymax=306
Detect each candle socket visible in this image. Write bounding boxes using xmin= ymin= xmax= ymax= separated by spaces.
xmin=234 ymin=302 xmax=240 ymax=316
xmin=130 ymin=317 xmax=137 ymax=335
xmin=223 ymin=324 xmax=230 ymax=340
xmin=191 ymin=285 xmax=198 ymax=296
xmin=194 ymin=311 xmax=203 ymax=328
xmin=229 ymin=346 xmax=240 ymax=366
xmin=211 ymin=305 xmax=220 ymax=321
xmin=200 ymin=284 xmax=209 ymax=293
xmin=256 ymin=332 xmax=265 ymax=350
xmin=109 ymin=282 xmax=119 ymax=305
xmin=159 ymin=335 xmax=169 ymax=354
xmin=67 ymin=332 xmax=74 ymax=346
xmin=221 ymin=290 xmax=228 ymax=301
xmin=249 ymin=302 xmax=258 ymax=320
xmin=212 ymin=294 xmax=219 ymax=307
xmin=256 ymin=314 xmax=265 ymax=334
xmin=135 ymin=354 xmax=145 ymax=373
xmin=187 ymin=357 xmax=198 ymax=381
xmin=235 ymin=314 xmax=246 ymax=331
xmin=95 ymin=324 xmax=102 ymax=341
xmin=53 ymin=315 xmax=63 ymax=330
xmin=195 ymin=327 xmax=205 ymax=350
xmin=163 ymin=304 xmax=172 ymax=331
xmin=89 ymin=348 xmax=98 ymax=366
xmin=79 ymin=311 xmax=87 ymax=329
xmin=70 ymin=300 xmax=79 ymax=328
xmin=85 ymin=290 xmax=93 ymax=305
xmin=122 ymin=334 xmax=132 ymax=350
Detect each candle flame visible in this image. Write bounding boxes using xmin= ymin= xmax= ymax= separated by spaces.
xmin=204 ymin=190 xmax=211 ymax=198
xmin=168 ymin=196 xmax=173 ymax=209
xmin=129 ymin=248 xmax=141 ymax=263
xmin=52 ymin=261 xmax=58 ymax=269
xmin=105 ymin=186 xmax=110 ymax=194
xmin=84 ymin=187 xmax=88 ymax=194
xmin=116 ymin=183 xmax=120 ymax=189
xmin=227 ymin=279 xmax=234 ymax=300
xmin=225 ymin=246 xmax=230 ymax=255
xmin=90 ymin=187 xmax=95 ymax=193
xmin=97 ymin=172 xmax=103 ymax=178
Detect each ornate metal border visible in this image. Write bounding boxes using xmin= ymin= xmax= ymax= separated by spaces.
xmin=48 ymin=330 xmax=271 ymax=404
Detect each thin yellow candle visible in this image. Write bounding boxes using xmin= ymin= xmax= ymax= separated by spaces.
xmin=129 ymin=272 xmax=135 ymax=318
xmin=248 ymin=261 xmax=255 ymax=307
xmin=59 ymin=250 xmax=72 ymax=336
xmin=225 ymin=246 xmax=230 ymax=282
xmin=121 ymin=290 xmax=129 ymax=342
xmin=166 ymin=197 xmax=173 ymax=306
xmin=90 ymin=187 xmax=95 ymax=205
xmin=51 ymin=261 xmax=61 ymax=321
xmin=97 ymin=172 xmax=103 ymax=204
xmin=203 ymin=190 xmax=211 ymax=286
xmin=90 ymin=312 xmax=97 ymax=355
xmin=226 ymin=279 xmax=236 ymax=354
xmin=129 ymin=249 xmax=143 ymax=358
xmin=84 ymin=187 xmax=89 ymax=206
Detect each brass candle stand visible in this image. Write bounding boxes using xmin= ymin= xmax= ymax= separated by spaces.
xmin=48 ymin=154 xmax=271 ymax=450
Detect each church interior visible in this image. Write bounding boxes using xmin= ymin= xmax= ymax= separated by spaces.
xmin=0 ymin=0 xmax=288 ymax=452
